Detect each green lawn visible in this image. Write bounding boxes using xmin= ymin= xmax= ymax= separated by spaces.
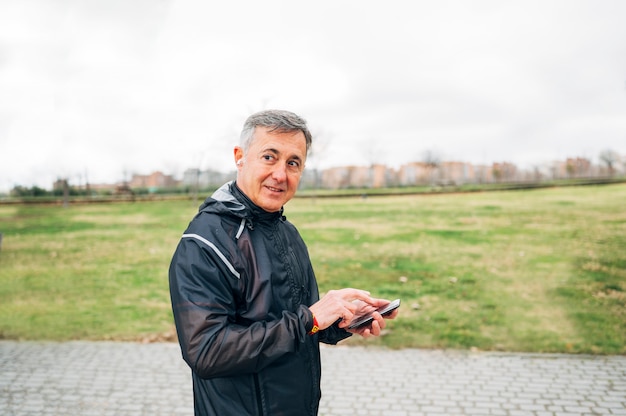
xmin=1 ymin=184 xmax=624 ymax=354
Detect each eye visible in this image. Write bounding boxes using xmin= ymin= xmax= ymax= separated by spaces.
xmin=262 ymin=154 xmax=275 ymax=162
xmin=288 ymin=160 xmax=304 ymax=172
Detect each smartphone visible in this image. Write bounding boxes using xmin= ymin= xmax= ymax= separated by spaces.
xmin=348 ymin=299 xmax=401 ymax=330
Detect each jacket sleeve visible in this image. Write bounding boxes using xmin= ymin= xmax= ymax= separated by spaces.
xmin=169 ymin=237 xmax=312 ymax=379
xmin=319 ymin=323 xmax=352 ymax=345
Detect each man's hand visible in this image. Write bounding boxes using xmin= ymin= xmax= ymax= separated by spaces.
xmin=347 ymin=302 xmax=400 ymax=338
xmin=308 ymin=289 xmax=397 ymax=337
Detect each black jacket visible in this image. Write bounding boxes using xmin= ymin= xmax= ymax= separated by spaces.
xmin=169 ymin=182 xmax=351 ymax=416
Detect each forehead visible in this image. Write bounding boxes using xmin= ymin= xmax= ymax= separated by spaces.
xmin=251 ymin=127 xmax=307 ymax=157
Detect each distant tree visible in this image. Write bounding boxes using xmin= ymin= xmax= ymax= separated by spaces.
xmin=10 ymin=185 xmax=49 ymax=197
xmin=599 ymin=149 xmax=619 ymax=177
xmin=361 ymin=137 xmax=387 ymax=188
xmin=306 ymin=129 xmax=333 ymax=190
xmin=62 ymin=179 xmax=69 ymax=207
xmin=492 ymin=165 xmax=503 ymax=183
xmin=422 ymin=150 xmax=442 ymax=186
xmin=10 ymin=186 xmax=27 ymax=197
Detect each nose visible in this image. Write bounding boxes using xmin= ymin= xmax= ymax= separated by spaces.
xmin=271 ymin=163 xmax=287 ymax=182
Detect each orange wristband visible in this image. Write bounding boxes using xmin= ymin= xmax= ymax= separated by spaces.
xmin=308 ymin=314 xmax=320 ymax=335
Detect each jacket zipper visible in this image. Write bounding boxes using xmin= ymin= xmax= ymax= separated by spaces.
xmin=254 ymin=373 xmax=266 ymax=415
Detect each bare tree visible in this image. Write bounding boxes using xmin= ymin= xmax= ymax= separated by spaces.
xmin=306 ymin=129 xmax=333 ymax=190
xmin=360 ymin=137 xmax=387 ymax=166
xmin=61 ymin=178 xmax=69 ymax=208
xmin=422 ymin=149 xmax=442 ymax=186
xmin=599 ymin=149 xmax=619 ymax=177
xmin=361 ymin=137 xmax=387 ymax=188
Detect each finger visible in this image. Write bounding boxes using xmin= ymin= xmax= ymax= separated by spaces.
xmin=369 ymin=319 xmax=382 ymax=336
xmin=344 ymin=291 xmax=382 ymax=307
xmin=350 ymin=325 xmax=371 ymax=337
xmin=338 ymin=319 xmax=350 ymax=329
xmin=385 ymin=308 xmax=400 ymax=320
xmin=372 ymin=311 xmax=386 ymax=326
xmin=338 ymin=306 xmax=358 ymax=328
xmin=344 ymin=301 xmax=359 ymax=315
xmin=337 ymin=288 xmax=372 ymax=301
xmin=356 ymin=303 xmax=377 ymax=314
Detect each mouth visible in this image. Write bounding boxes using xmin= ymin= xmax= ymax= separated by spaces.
xmin=265 ymin=185 xmax=284 ymax=193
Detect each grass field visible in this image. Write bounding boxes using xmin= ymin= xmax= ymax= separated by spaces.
xmin=0 ymin=184 xmax=624 ymax=354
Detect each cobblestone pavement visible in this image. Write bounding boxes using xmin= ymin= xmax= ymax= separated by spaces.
xmin=1 ymin=341 xmax=625 ymax=416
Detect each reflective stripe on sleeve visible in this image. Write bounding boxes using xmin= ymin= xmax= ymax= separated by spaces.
xmin=181 ymin=233 xmax=241 ymax=279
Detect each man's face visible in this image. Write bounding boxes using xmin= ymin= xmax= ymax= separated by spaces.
xmin=234 ymin=126 xmax=307 ymax=212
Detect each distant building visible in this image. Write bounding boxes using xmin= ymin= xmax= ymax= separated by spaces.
xmin=182 ymin=168 xmax=235 ymax=189
xmin=321 ymin=166 xmax=358 ymax=189
xmin=397 ymin=162 xmax=431 ymax=186
xmin=129 ymin=171 xmax=179 ymax=190
xmin=439 ymin=161 xmax=474 ymax=185
xmin=370 ymin=164 xmax=396 ymax=188
xmin=320 ymin=165 xmax=395 ymax=189
xmin=492 ymin=162 xmax=518 ymax=182
xmin=473 ymin=164 xmax=493 ymax=183
xmin=40 ymin=151 xmax=626 ymax=194
xmin=550 ymin=159 xmax=593 ymax=180
xmin=565 ymin=158 xmax=592 ymax=178
xmin=52 ymin=178 xmax=69 ymax=192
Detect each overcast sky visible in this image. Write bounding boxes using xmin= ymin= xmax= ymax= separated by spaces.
xmin=1 ymin=0 xmax=625 ymax=191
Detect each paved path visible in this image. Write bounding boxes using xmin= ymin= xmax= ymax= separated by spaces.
xmin=0 ymin=341 xmax=625 ymax=416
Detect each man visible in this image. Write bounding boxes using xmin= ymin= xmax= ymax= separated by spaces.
xmin=169 ymin=109 xmax=397 ymax=416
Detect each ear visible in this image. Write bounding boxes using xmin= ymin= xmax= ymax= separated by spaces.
xmin=234 ymin=147 xmax=244 ymax=167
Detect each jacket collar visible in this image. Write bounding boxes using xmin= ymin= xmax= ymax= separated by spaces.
xmin=204 ymin=181 xmax=283 ymax=224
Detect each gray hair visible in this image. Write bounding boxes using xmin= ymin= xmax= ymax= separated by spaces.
xmin=240 ymin=109 xmax=312 ymax=155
